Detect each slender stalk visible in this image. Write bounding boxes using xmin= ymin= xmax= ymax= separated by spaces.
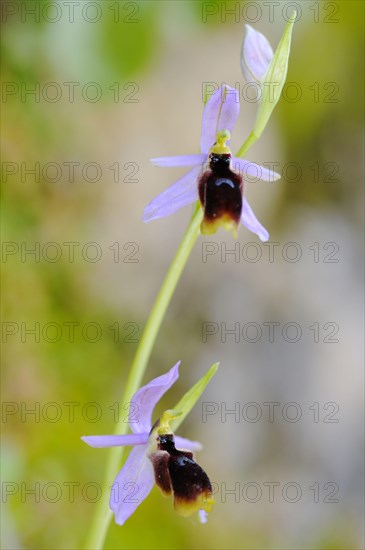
xmin=236 ymin=130 xmax=258 ymax=159
xmin=85 ymin=205 xmax=203 ymax=550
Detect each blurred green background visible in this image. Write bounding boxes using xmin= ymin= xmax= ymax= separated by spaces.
xmin=1 ymin=1 xmax=364 ymax=549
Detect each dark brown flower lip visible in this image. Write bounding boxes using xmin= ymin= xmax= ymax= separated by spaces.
xmin=198 ymin=153 xmax=243 ymax=238
xmin=149 ymin=432 xmax=214 ymax=517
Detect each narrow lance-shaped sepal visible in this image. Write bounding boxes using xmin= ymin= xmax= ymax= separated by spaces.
xmin=237 ymin=12 xmax=296 ymax=158
xmin=254 ymin=11 xmax=296 ymax=138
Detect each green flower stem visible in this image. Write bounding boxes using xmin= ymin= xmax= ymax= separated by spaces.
xmin=85 ymin=204 xmax=203 ymax=550
xmin=236 ymin=131 xmax=258 ymax=159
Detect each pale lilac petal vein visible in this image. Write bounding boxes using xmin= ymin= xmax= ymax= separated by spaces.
xmin=200 ymin=88 xmax=225 ymax=155
xmin=143 ymin=166 xmax=201 ymax=223
xmin=81 ymin=433 xmax=148 ymax=448
xmin=200 ymin=85 xmax=240 ymax=155
xmin=110 ymin=445 xmax=155 ymax=525
xmin=242 ymin=25 xmax=273 ymax=82
xmin=174 ymin=435 xmax=203 ymax=453
xmin=129 ymin=362 xmax=181 ymax=434
xmin=151 ymin=154 xmax=206 ymax=168
xmin=241 ymin=197 xmax=269 ymax=242
xmin=216 ymin=87 xmax=240 ymax=136
xmin=232 ymin=157 xmax=280 ymax=182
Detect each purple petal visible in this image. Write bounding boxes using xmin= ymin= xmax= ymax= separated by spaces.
xmin=200 ymin=85 xmax=240 ymax=155
xmin=110 ymin=444 xmax=155 ymax=525
xmin=175 ymin=436 xmax=202 ymax=453
xmin=143 ymin=165 xmax=201 ymax=222
xmin=81 ymin=433 xmax=148 ymax=448
xmin=129 ymin=362 xmax=180 ymax=434
xmin=151 ymin=154 xmax=206 ymax=168
xmin=241 ymin=25 xmax=273 ymax=83
xmin=232 ymin=157 xmax=280 ymax=182
xmin=241 ymin=197 xmax=269 ymax=242
xmin=199 ymin=509 xmax=208 ymax=524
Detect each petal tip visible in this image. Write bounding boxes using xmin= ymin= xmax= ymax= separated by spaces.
xmin=259 ymin=231 xmax=269 ymax=242
xmin=81 ymin=436 xmax=94 ymax=447
xmin=142 ymin=210 xmax=151 ymax=223
xmin=171 ymin=360 xmax=181 ymax=378
xmin=199 ymin=509 xmax=208 ymax=524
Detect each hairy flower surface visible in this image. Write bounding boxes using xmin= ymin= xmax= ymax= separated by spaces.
xmin=143 ymin=85 xmax=280 ymax=241
xmin=82 ymin=362 xmax=214 ymax=525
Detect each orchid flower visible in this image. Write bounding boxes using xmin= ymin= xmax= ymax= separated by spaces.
xmin=241 ymin=24 xmax=273 ymax=85
xmin=143 ymin=85 xmax=281 ymax=242
xmin=240 ymin=15 xmax=296 ymax=142
xmin=82 ymin=362 xmax=215 ymax=525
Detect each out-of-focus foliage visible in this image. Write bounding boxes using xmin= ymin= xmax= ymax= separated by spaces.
xmin=275 ymin=3 xmax=364 ymax=217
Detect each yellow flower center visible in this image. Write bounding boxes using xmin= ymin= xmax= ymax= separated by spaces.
xmin=157 ymin=409 xmax=182 ymax=435
xmin=209 ymin=129 xmax=232 ymax=155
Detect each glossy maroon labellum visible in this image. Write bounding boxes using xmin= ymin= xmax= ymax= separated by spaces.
xmin=198 ymin=153 xmax=243 ymax=237
xmin=150 ymin=433 xmax=214 ymax=517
